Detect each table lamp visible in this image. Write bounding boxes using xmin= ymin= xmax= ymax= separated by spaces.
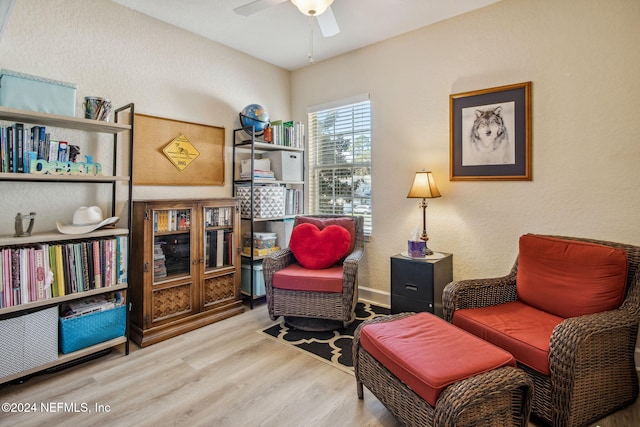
xmin=407 ymin=171 xmax=441 ymax=255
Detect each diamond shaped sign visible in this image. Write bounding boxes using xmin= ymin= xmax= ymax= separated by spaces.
xmin=162 ymin=133 xmax=200 ymax=171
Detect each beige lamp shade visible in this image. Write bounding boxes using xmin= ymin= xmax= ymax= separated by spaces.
xmin=291 ymin=0 xmax=334 ymax=16
xmin=407 ymin=171 xmax=441 ymax=199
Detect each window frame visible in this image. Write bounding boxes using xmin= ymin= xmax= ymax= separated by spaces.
xmin=307 ymin=94 xmax=372 ymax=236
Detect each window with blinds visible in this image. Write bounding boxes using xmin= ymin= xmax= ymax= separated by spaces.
xmin=308 ymin=96 xmax=372 ymax=235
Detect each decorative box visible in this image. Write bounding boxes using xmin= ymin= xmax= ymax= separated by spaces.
xmin=263 ymin=151 xmax=303 ymax=181
xmin=0 ymin=69 xmax=77 ymax=116
xmin=266 ymin=219 xmax=295 ymax=249
xmin=59 ymin=305 xmax=126 ymax=354
xmin=236 ymin=184 xmax=285 ymax=218
xmin=0 ymin=307 xmax=58 ymax=379
xmin=241 ymin=260 xmax=266 ymax=297
xmin=243 ymin=232 xmax=277 ymax=249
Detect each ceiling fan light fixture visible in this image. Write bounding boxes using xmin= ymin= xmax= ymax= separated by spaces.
xmin=291 ymin=0 xmax=334 ymax=16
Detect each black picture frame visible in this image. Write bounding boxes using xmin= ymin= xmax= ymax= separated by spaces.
xmin=449 ymin=82 xmax=531 ymax=180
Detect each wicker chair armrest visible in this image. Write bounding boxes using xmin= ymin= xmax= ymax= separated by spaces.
xmin=353 ymin=312 xmax=416 ymax=375
xmin=263 ymin=248 xmax=296 ymax=320
xmin=262 ymin=248 xmax=295 ymax=283
xmin=549 ymin=307 xmax=639 ymax=376
xmin=435 ymin=366 xmax=533 ymax=427
xmin=442 ymin=270 xmax=518 ymax=322
xmin=548 ymin=307 xmax=640 ymax=425
xmin=345 ymin=247 xmax=365 ymax=264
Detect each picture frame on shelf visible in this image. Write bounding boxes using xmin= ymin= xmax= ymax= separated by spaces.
xmin=449 ymin=81 xmax=531 ymax=181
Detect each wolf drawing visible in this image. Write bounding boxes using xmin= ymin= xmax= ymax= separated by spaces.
xmin=464 ymin=106 xmax=513 ymax=165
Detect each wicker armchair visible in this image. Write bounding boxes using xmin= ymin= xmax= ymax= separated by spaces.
xmin=263 ymin=215 xmax=364 ymax=329
xmin=442 ymin=235 xmax=640 ymax=427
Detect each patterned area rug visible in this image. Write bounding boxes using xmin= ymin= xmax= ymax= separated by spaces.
xmin=258 ymin=302 xmax=390 ymax=374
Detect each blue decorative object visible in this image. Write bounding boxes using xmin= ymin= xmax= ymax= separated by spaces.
xmin=239 ymin=104 xmax=269 ymax=135
xmin=59 ymin=305 xmax=126 ymax=354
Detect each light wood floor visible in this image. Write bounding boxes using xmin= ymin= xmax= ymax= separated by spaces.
xmin=1 ymin=301 xmax=638 ymax=427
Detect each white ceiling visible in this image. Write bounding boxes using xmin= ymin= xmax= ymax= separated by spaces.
xmin=111 ymin=0 xmax=501 ymax=71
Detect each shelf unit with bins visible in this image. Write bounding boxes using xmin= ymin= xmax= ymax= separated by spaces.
xmin=0 ymin=104 xmax=134 ymax=384
xmin=128 ymin=198 xmax=243 ymax=347
xmin=232 ymin=126 xmax=304 ymax=305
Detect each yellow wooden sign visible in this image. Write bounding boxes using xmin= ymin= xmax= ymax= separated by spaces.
xmin=162 ymin=133 xmax=200 ymax=171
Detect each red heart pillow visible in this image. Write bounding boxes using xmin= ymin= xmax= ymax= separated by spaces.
xmin=289 ymin=223 xmax=352 ymax=269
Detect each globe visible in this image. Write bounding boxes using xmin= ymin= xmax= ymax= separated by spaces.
xmin=239 ymin=104 xmax=269 ymax=135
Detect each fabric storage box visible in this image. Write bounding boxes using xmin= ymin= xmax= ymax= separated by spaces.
xmin=0 ymin=306 xmax=58 ymax=379
xmin=266 ymin=219 xmax=295 ymax=249
xmin=263 ymin=151 xmax=303 ymax=181
xmin=241 ymin=260 xmax=266 ymax=297
xmin=0 ymin=69 xmax=77 ymax=116
xmin=59 ymin=305 xmax=126 ymax=354
xmin=237 ymin=184 xmax=285 ymax=218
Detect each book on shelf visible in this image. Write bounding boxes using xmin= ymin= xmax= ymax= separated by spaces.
xmin=0 ymin=237 xmax=127 ymax=309
xmin=240 ymin=169 xmax=275 ymax=180
xmin=0 ymin=124 xmax=75 ymax=173
xmin=153 ymin=209 xmax=191 ymax=232
xmin=268 ymin=120 xmax=304 ymax=149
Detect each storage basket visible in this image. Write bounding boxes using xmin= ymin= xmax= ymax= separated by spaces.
xmin=0 ymin=307 xmax=58 ymax=379
xmin=241 ymin=260 xmax=266 ymax=297
xmin=0 ymin=69 xmax=77 ymax=116
xmin=59 ymin=305 xmax=126 ymax=354
xmin=236 ymin=185 xmax=285 ymax=218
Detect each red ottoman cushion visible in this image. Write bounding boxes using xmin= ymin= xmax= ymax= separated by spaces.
xmin=360 ymin=312 xmax=516 ymax=407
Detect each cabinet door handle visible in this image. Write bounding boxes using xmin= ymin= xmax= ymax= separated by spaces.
xmin=405 ymin=284 xmax=418 ymax=291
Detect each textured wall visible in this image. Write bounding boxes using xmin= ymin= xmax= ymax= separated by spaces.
xmin=0 ymin=0 xmax=291 ymax=234
xmin=292 ymin=0 xmax=640 ymax=305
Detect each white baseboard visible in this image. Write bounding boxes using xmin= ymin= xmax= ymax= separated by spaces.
xmin=358 ymin=286 xmax=390 ymax=309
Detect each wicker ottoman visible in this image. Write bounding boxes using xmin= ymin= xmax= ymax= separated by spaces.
xmin=353 ymin=312 xmax=533 ymax=427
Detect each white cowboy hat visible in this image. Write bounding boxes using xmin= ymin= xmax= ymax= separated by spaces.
xmin=56 ymin=206 xmax=119 ymax=235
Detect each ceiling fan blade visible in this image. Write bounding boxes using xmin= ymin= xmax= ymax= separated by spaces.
xmin=316 ymin=6 xmax=340 ymax=37
xmin=233 ymin=0 xmax=287 ymax=17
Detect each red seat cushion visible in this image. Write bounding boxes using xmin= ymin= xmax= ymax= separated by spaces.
xmin=273 ymin=264 xmax=343 ymax=293
xmin=453 ymin=301 xmax=564 ymax=375
xmin=360 ymin=312 xmax=516 ymax=407
xmin=289 ymin=223 xmax=351 ymax=269
xmin=517 ymin=234 xmax=628 ymax=318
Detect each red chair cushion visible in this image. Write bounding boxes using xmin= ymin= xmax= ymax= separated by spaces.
xmin=296 ymin=216 xmax=357 ymax=254
xmin=273 ymin=264 xmax=344 ymax=293
xmin=289 ymin=223 xmax=351 ymax=269
xmin=517 ymin=234 xmax=628 ymax=318
xmin=360 ymin=312 xmax=516 ymax=407
xmin=453 ymin=301 xmax=564 ymax=375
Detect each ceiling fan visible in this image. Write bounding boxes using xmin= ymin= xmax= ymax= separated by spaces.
xmin=234 ymin=0 xmax=340 ymax=38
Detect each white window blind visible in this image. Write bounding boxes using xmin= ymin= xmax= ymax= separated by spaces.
xmin=307 ymin=96 xmax=372 ymax=235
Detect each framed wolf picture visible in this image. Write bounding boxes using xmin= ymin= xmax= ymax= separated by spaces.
xmin=449 ymin=82 xmax=531 ymax=180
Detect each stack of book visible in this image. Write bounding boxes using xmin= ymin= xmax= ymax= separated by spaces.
xmin=240 ymin=169 xmax=275 ymax=180
xmin=153 ymin=243 xmax=167 ymax=279
xmin=60 ymin=292 xmax=124 ymax=319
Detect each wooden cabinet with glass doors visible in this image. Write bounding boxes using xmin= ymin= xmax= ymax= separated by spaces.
xmin=129 ymin=198 xmax=243 ymax=347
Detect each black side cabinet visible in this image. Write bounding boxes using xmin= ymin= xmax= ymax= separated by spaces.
xmin=390 ymin=253 xmax=453 ymax=317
